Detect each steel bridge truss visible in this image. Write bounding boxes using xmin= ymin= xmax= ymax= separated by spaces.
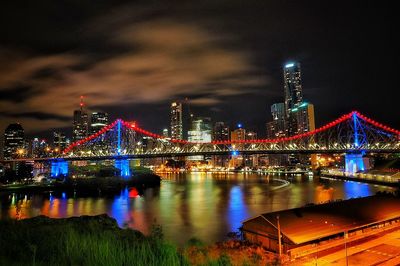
xmin=61 ymin=111 xmax=400 ymax=159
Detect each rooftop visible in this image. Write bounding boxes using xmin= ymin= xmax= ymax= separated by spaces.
xmin=244 ymin=195 xmax=400 ymax=245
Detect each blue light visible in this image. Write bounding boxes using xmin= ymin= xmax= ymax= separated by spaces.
xmin=227 ymin=186 xmax=249 ymax=232
xmin=344 ymin=181 xmax=371 ymax=199
xmin=62 ymin=192 xmax=66 ymax=199
xmin=353 ymin=113 xmax=359 ymax=147
xmin=115 ymin=159 xmax=131 ymax=178
xmin=285 ymin=63 xmax=295 ymax=68
xmin=111 ymin=188 xmax=130 ymax=227
xmin=51 ymin=160 xmax=68 ymax=177
xmin=237 ymin=123 xmax=242 ymax=128
xmin=231 ymin=150 xmax=239 ymax=156
xmin=345 ymin=153 xmax=365 ymax=173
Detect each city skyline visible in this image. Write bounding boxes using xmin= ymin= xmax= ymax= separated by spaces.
xmin=2 ymin=2 xmax=400 ymax=265
xmin=0 ymin=2 xmax=398 ymax=139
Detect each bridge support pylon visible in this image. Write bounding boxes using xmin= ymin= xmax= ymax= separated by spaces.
xmin=345 ymin=153 xmax=365 ymax=174
xmin=115 ymin=159 xmax=131 ymax=178
xmin=51 ymin=160 xmax=69 ymax=178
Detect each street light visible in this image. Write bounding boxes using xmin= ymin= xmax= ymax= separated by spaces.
xmin=17 ymin=148 xmax=25 ymax=157
xmin=344 ymin=230 xmax=349 ymax=266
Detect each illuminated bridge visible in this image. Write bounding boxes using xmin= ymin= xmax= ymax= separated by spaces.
xmin=5 ymin=111 xmax=400 ymax=177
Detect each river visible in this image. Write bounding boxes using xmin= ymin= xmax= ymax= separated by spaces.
xmin=0 ymin=172 xmax=394 ymax=245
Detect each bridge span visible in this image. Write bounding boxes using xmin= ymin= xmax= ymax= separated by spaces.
xmin=2 ymin=111 xmax=400 ymax=177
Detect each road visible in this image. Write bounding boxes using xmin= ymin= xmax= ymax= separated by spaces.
xmin=292 ymin=230 xmax=400 ymax=265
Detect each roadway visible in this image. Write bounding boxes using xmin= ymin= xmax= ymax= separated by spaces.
xmin=292 ymin=229 xmax=400 ymax=265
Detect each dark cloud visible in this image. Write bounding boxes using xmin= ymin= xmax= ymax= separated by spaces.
xmin=1 ymin=112 xmax=70 ymax=121
xmin=0 ymin=85 xmax=35 ymax=103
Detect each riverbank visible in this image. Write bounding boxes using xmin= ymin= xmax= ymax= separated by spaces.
xmin=320 ymin=170 xmax=400 ymax=187
xmin=0 ymin=215 xmax=279 ymax=266
xmin=0 ymin=173 xmax=161 ymax=195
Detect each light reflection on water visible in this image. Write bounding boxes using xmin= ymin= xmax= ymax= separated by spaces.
xmin=0 ymin=173 xmax=393 ymax=245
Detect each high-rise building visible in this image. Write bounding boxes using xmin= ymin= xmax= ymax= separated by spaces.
xmin=267 ymin=103 xmax=286 ymax=138
xmin=170 ymin=102 xmax=183 ymax=140
xmin=229 ymin=124 xmax=246 ymax=168
xmin=53 ymin=131 xmax=67 ymax=151
xmin=3 ymin=123 xmax=25 ymax=160
xmin=90 ymin=112 xmax=108 ymax=134
xmin=212 ymin=122 xmax=230 ymax=167
xmin=266 ymin=121 xmax=276 ymax=139
xmin=289 ymin=102 xmax=315 ymax=135
xmin=162 ymin=128 xmax=169 ymax=138
xmin=231 ymin=124 xmax=246 ymax=142
xmin=188 ymin=117 xmax=212 ymax=143
xmin=213 ymin=122 xmax=230 ymax=141
xmin=283 ymin=62 xmax=303 ymax=115
xmin=72 ymin=97 xmax=89 ymax=141
xmin=31 ymin=137 xmax=40 ymax=158
xmin=246 ymin=131 xmax=257 ymax=140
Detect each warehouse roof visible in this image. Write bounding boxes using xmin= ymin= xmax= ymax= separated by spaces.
xmin=243 ymin=195 xmax=400 ymax=245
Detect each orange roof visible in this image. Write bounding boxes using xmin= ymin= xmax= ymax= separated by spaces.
xmin=244 ymin=195 xmax=400 ymax=245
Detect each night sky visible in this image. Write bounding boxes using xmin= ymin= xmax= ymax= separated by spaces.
xmin=0 ymin=1 xmax=398 ymax=141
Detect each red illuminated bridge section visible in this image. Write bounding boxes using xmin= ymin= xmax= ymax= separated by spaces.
xmin=44 ymin=111 xmax=399 ymax=160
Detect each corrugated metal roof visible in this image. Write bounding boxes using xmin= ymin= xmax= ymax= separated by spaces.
xmin=244 ymin=195 xmax=400 ymax=245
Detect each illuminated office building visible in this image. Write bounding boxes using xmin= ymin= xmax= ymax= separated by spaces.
xmin=213 ymin=122 xmax=230 ymax=141
xmin=72 ymin=97 xmax=89 ymax=141
xmin=90 ymin=112 xmax=108 ymax=134
xmin=283 ymin=62 xmax=303 ymax=114
xmin=3 ymin=123 xmax=25 ymax=160
xmin=170 ymin=102 xmax=183 ymax=140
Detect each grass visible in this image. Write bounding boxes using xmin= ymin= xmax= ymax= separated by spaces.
xmin=0 ymin=215 xmax=278 ymax=266
xmin=0 ymin=215 xmax=186 ymax=266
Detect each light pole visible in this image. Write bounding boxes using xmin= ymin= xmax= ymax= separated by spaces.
xmin=344 ymin=230 xmax=348 ymax=266
xmin=277 ymin=215 xmax=282 ymax=260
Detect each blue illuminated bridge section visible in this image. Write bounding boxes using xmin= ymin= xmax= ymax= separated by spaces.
xmin=2 ymin=111 xmax=400 ymax=176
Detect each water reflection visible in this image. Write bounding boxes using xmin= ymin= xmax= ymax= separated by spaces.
xmin=227 ymin=186 xmax=248 ymax=232
xmin=344 ymin=180 xmax=372 ymax=198
xmin=0 ymin=173 xmax=392 ymax=245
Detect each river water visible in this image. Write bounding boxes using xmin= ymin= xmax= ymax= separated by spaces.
xmin=0 ymin=173 xmax=393 ymax=245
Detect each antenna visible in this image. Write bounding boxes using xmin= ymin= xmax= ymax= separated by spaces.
xmin=80 ymin=95 xmax=84 ymax=111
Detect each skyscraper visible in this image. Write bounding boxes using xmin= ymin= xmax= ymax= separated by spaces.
xmin=31 ymin=137 xmax=40 ymax=158
xmin=212 ymin=122 xmax=230 ymax=167
xmin=268 ymin=103 xmax=286 ymax=138
xmin=90 ymin=112 xmax=108 ymax=134
xmin=283 ymin=62 xmax=303 ymax=115
xmin=213 ymin=122 xmax=230 ymax=141
xmin=231 ymin=124 xmax=246 ymax=142
xmin=53 ymin=131 xmax=67 ymax=151
xmin=170 ymin=101 xmax=183 ymax=140
xmin=162 ymin=128 xmax=169 ymax=138
xmin=289 ymin=102 xmax=315 ymax=135
xmin=3 ymin=123 xmax=25 ymax=160
xmin=188 ymin=117 xmax=212 ymax=143
xmin=72 ymin=96 xmax=89 ymax=141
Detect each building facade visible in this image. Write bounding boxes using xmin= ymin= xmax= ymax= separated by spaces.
xmin=213 ymin=122 xmax=230 ymax=141
xmin=231 ymin=125 xmax=246 ymax=142
xmin=162 ymin=128 xmax=169 ymax=138
xmin=3 ymin=123 xmax=25 ymax=160
xmin=73 ymin=98 xmax=89 ymax=142
xmin=283 ymin=62 xmax=303 ymax=115
xmin=287 ymin=102 xmax=315 ymax=136
xmin=90 ymin=112 xmax=108 ymax=134
xmin=188 ymin=117 xmax=212 ymax=143
xmin=53 ymin=131 xmax=67 ymax=152
xmin=170 ymin=102 xmax=183 ymax=140
xmin=267 ymin=103 xmax=286 ymax=138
